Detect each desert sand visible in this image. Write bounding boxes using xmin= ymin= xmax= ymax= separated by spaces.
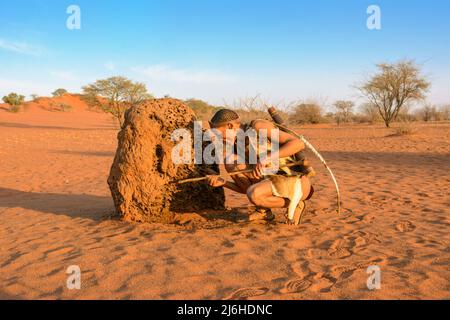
xmin=0 ymin=98 xmax=449 ymax=300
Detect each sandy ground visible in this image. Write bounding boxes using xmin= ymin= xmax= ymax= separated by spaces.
xmin=0 ymin=105 xmax=449 ymax=300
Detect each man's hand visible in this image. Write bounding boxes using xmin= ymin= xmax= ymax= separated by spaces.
xmin=207 ymin=175 xmax=226 ymax=188
xmin=251 ymin=157 xmax=272 ymax=180
xmin=251 ymin=162 xmax=263 ymax=180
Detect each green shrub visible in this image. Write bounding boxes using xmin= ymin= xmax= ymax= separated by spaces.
xmin=289 ymin=102 xmax=324 ymax=124
xmin=184 ymin=98 xmax=219 ymax=120
xmin=2 ymin=93 xmax=25 ymax=112
xmin=3 ymin=92 xmax=25 ymax=106
xmin=52 ymin=88 xmax=68 ymax=97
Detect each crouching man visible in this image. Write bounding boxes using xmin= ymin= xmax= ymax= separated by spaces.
xmin=206 ymin=109 xmax=314 ymax=225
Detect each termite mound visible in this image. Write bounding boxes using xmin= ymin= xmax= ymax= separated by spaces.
xmin=107 ymin=98 xmax=225 ymax=223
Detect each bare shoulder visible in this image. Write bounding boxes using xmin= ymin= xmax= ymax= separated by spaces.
xmin=251 ymin=119 xmax=276 ymax=130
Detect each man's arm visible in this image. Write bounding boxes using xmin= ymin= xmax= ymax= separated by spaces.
xmin=252 ymin=119 xmax=305 ymax=160
xmin=206 ymin=175 xmax=248 ymax=194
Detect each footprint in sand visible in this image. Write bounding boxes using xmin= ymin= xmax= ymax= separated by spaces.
xmin=280 ymin=279 xmax=312 ymax=293
xmin=225 ymin=287 xmax=269 ymax=300
xmin=327 ymin=239 xmax=353 ymax=259
xmin=395 ymin=220 xmax=416 ymax=232
xmin=221 ymin=240 xmax=235 ymax=248
xmin=328 ymin=265 xmax=356 ymax=281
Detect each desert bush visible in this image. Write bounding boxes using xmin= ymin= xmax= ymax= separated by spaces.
xmin=2 ymin=93 xmax=25 ymax=112
xmin=184 ymin=98 xmax=219 ymax=121
xmin=415 ymin=105 xmax=443 ymax=122
xmin=192 ymin=95 xmax=292 ymax=125
xmin=333 ymin=100 xmax=354 ymax=124
xmin=359 ymin=103 xmax=382 ymax=124
xmin=289 ymin=102 xmax=324 ymax=124
xmin=396 ymin=108 xmax=415 ymax=122
xmin=30 ymin=94 xmax=40 ymax=101
xmin=3 ymin=92 xmax=25 ymax=106
xmin=237 ymin=108 xmax=273 ymax=123
xmin=223 ymin=95 xmax=272 ymax=123
xmin=319 ymin=112 xmax=334 ymax=124
xmin=392 ymin=120 xmax=416 ymax=136
xmin=351 ymin=113 xmax=372 ymax=124
xmin=52 ymin=88 xmax=68 ymax=97
xmin=440 ymin=105 xmax=450 ymax=120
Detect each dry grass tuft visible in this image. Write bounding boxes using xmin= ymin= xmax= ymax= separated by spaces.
xmin=391 ymin=120 xmax=417 ymax=136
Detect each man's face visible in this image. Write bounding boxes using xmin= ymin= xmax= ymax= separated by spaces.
xmin=213 ymin=121 xmax=240 ymax=143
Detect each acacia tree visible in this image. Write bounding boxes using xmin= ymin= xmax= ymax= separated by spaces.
xmin=357 ymin=61 xmax=430 ymax=127
xmin=83 ymin=76 xmax=152 ymax=126
xmin=30 ymin=94 xmax=40 ymax=101
xmin=52 ymin=88 xmax=68 ymax=97
xmin=334 ymin=100 xmax=354 ymax=124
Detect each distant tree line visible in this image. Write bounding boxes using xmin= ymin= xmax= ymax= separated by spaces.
xmin=188 ymin=60 xmax=441 ymax=127
xmin=2 ymin=60 xmax=448 ymax=126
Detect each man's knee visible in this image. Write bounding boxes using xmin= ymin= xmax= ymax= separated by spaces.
xmin=247 ymin=184 xmax=261 ymax=205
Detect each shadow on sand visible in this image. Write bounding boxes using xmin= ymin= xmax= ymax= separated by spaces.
xmin=0 ymin=121 xmax=117 ymax=131
xmin=0 ymin=187 xmax=246 ymax=228
xmin=321 ymin=151 xmax=450 ymax=168
xmin=0 ymin=187 xmax=114 ymax=221
xmin=0 ymin=291 xmax=23 ymax=300
xmin=50 ymin=150 xmax=116 ymax=157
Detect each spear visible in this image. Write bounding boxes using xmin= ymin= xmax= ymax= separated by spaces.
xmin=175 ymin=160 xmax=306 ymax=184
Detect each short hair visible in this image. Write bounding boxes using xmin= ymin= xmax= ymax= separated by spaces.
xmin=210 ymin=109 xmax=240 ymax=127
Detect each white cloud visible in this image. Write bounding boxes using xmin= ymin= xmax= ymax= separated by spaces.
xmin=0 ymin=38 xmax=43 ymax=56
xmin=131 ymin=65 xmax=237 ymax=84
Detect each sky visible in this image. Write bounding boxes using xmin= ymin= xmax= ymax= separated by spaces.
xmin=0 ymin=0 xmax=449 ymax=109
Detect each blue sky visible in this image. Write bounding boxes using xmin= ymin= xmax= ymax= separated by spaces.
xmin=1 ymin=0 xmax=449 ymax=108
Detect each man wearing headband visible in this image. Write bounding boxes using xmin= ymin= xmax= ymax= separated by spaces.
xmin=206 ymin=109 xmax=314 ymax=225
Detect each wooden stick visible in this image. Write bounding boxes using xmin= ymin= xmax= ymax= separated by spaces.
xmin=175 ymin=161 xmax=305 ymax=184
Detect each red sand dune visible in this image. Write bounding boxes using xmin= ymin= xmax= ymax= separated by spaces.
xmin=0 ymin=94 xmax=115 ymax=129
